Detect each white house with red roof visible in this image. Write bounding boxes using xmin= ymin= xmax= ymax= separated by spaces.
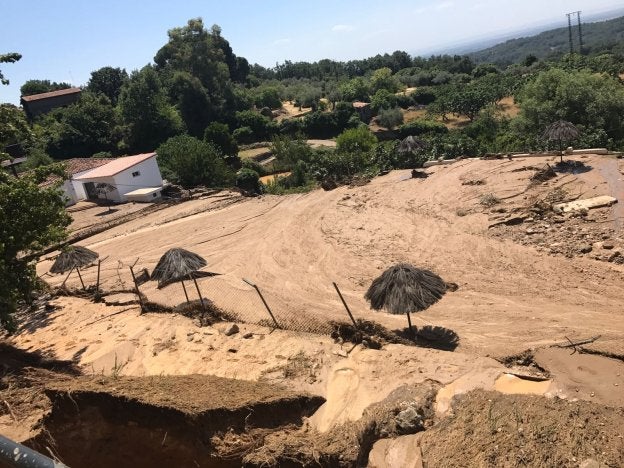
xmin=72 ymin=152 xmax=163 ymax=204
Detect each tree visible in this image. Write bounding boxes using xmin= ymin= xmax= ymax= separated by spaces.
xmin=253 ymin=86 xmax=282 ymax=109
xmin=204 ymin=122 xmax=238 ymax=156
xmin=515 ymin=68 xmax=624 ymax=142
xmin=370 ymin=89 xmax=397 ymax=113
xmin=377 ymin=107 xmax=404 ymax=129
xmin=118 ymin=66 xmax=183 ymax=152
xmin=0 ymin=52 xmax=21 ymax=85
xmin=340 ymin=77 xmax=369 ymax=102
xmin=42 ymin=92 xmax=121 ymax=159
xmin=87 ymin=66 xmax=128 ymax=104
xmin=0 ymin=104 xmax=34 ymax=150
xmin=236 ymin=168 xmax=261 ymax=194
xmin=271 ymin=134 xmax=312 ymax=168
xmin=156 ymin=134 xmax=234 ymax=188
xmin=336 ymin=126 xmax=377 ymax=154
xmin=0 ymin=165 xmax=70 ymax=331
xmin=168 ymin=71 xmax=213 ymax=138
xmin=20 ymin=79 xmax=71 ymax=96
xmin=154 ymin=18 xmax=232 ymax=110
xmin=370 ymin=67 xmax=400 ymax=93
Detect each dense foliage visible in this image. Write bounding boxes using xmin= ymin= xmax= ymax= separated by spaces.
xmin=0 ymin=165 xmax=70 ymax=331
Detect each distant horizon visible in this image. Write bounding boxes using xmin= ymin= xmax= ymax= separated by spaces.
xmin=1 ymin=0 xmax=622 ymax=105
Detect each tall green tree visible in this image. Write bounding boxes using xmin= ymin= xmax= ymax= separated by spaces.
xmin=0 ymin=165 xmax=70 ymax=331
xmin=118 ymin=66 xmax=183 ymax=152
xmin=42 ymin=92 xmax=121 ymax=158
xmin=168 ymin=71 xmax=213 ymax=137
xmin=87 ymin=66 xmax=128 ymax=104
xmin=156 ymin=135 xmax=234 ymax=188
xmin=0 ymin=52 xmax=21 ymax=85
xmin=515 ymin=68 xmax=624 ymax=142
xmin=0 ymin=104 xmax=34 ymax=150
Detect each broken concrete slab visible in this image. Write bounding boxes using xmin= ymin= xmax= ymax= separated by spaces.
xmin=553 ymin=195 xmax=617 ymax=213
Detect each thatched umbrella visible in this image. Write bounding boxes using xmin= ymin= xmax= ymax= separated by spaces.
xmin=365 ymin=263 xmax=447 ymax=335
xmin=398 ymin=136 xmax=427 ymax=155
xmin=150 ymin=248 xmax=208 ymax=312
xmin=542 ymin=120 xmax=579 ymax=163
xmin=50 ymin=245 xmax=99 ymax=290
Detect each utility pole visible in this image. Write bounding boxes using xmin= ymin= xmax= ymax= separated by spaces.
xmin=566 ymin=12 xmax=574 ymax=55
xmin=577 ymin=11 xmax=584 ymax=54
xmin=565 ymin=11 xmax=582 ymax=55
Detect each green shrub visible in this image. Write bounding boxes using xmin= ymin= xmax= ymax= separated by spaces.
xmin=241 ymin=158 xmax=267 ymax=176
xmin=236 ymin=168 xmax=262 ymax=193
xmin=336 ymin=126 xmax=377 ymax=154
xmin=398 ymin=119 xmax=448 ymax=138
xmin=410 ymin=88 xmax=436 ymax=105
xmin=377 ymin=107 xmax=404 ymax=130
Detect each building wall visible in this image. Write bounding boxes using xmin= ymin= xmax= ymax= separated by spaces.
xmin=110 ymin=157 xmax=163 ymax=201
xmin=76 ymin=157 xmax=163 ymax=203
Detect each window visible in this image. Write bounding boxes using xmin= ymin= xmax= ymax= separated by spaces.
xmin=132 ymin=171 xmax=140 ymax=177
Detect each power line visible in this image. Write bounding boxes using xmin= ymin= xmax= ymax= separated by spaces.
xmin=565 ymin=11 xmax=583 ymax=55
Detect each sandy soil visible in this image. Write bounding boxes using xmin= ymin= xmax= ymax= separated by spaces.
xmin=34 ymin=154 xmax=624 ymax=357
xmin=4 ymin=153 xmax=624 ymax=459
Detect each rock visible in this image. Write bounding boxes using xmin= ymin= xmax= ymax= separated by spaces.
xmin=223 ymin=324 xmax=240 ymax=336
xmin=395 ymin=405 xmax=424 ymax=434
xmin=186 ymin=335 xmax=194 ymax=342
xmin=608 ymin=251 xmax=622 ymax=262
xmin=579 ymin=459 xmax=600 ymax=468
xmin=242 ymin=332 xmax=253 ymax=339
xmin=579 ymin=245 xmax=593 ymax=254
xmin=602 ymin=241 xmax=615 ymax=250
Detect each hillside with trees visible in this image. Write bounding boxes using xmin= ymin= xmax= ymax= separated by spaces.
xmin=2 ymin=16 xmax=624 ymax=197
xmin=470 ymin=15 xmax=624 ymax=65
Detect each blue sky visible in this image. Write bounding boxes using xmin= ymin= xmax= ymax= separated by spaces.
xmin=1 ymin=0 xmax=622 ymax=105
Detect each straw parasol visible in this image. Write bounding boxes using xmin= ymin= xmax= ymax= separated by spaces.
xmin=365 ymin=263 xmax=447 ymax=335
xmin=50 ymin=246 xmax=99 ymax=290
xmin=398 ymin=136 xmax=427 ymax=155
xmin=150 ymin=248 xmax=208 ymax=312
xmin=542 ymin=120 xmax=580 ymax=163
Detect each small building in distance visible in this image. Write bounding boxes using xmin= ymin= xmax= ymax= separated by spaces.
xmin=73 ymin=152 xmax=163 ymax=204
xmin=352 ymin=101 xmax=372 ymax=123
xmin=21 ymin=87 xmax=82 ymax=119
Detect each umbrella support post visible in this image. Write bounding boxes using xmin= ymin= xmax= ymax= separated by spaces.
xmin=333 ymin=282 xmax=358 ymax=329
xmin=192 ymin=276 xmax=206 ymax=312
xmin=129 ymin=266 xmax=145 ymax=313
xmin=61 ymin=266 xmax=75 ymax=288
xmin=76 ymin=267 xmax=86 ymax=290
xmin=181 ymin=280 xmax=190 ymax=304
xmin=96 ymin=260 xmax=102 ymax=294
xmin=406 ymin=313 xmax=415 ymax=339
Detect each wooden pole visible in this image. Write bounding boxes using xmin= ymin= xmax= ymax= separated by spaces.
xmin=129 ymin=266 xmax=145 ymax=313
xmin=96 ymin=260 xmax=102 ymax=292
xmin=332 ymin=282 xmax=358 ymax=329
xmin=243 ymin=278 xmax=280 ymax=329
xmin=406 ymin=312 xmax=414 ymax=338
xmin=180 ymin=280 xmax=190 ymax=304
xmin=61 ymin=266 xmax=75 ymax=288
xmin=76 ymin=267 xmax=86 ymax=290
xmin=191 ymin=276 xmax=206 ymax=313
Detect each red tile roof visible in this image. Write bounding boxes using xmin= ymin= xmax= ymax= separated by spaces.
xmin=21 ymin=87 xmax=82 ymax=102
xmin=74 ymin=153 xmax=157 ymax=180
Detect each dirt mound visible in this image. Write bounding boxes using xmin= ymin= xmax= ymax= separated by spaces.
xmin=420 ymin=390 xmax=624 ymax=467
xmin=243 ymin=382 xmax=439 ymax=467
xmin=27 ymin=374 xmax=324 ymax=468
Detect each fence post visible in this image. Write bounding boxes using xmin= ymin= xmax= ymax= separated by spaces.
xmin=332 ymin=282 xmax=358 ymax=329
xmin=129 ymin=266 xmax=145 ymax=313
xmin=243 ymin=278 xmax=280 ymax=329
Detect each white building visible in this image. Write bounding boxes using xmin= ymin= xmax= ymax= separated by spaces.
xmin=73 ymin=152 xmax=163 ymax=204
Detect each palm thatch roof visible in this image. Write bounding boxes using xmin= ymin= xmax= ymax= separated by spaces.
xmin=150 ymin=248 xmax=207 ymax=287
xmin=542 ymin=120 xmax=579 ymax=142
xmin=398 ymin=136 xmax=427 ymax=154
xmin=50 ymin=246 xmax=99 ymax=274
xmin=365 ymin=263 xmax=447 ymax=314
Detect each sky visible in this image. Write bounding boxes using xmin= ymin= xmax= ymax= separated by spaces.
xmin=1 ymin=0 xmax=622 ymax=105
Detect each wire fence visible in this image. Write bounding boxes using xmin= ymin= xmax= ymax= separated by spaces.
xmin=45 ymin=256 xmax=383 ymax=337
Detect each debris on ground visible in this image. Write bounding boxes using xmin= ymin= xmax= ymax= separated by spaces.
xmin=553 ymin=195 xmax=618 ymax=214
